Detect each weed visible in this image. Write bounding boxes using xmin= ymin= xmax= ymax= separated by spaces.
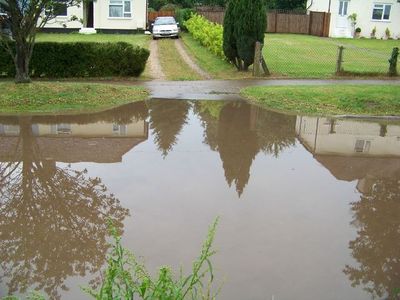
xmin=84 ymin=217 xmax=220 ymax=300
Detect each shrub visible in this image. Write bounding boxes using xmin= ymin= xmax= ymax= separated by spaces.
xmin=185 ymin=14 xmax=224 ymax=57
xmin=175 ymin=8 xmax=195 ymax=31
xmin=0 ymin=42 xmax=149 ymax=78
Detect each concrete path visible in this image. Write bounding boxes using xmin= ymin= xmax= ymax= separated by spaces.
xmin=144 ymin=79 xmax=400 ymax=100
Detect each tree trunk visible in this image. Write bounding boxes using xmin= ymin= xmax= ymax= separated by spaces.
xmin=14 ymin=43 xmax=32 ymax=83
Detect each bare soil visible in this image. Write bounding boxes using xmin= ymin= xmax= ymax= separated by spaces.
xmin=147 ymin=40 xmax=166 ymax=80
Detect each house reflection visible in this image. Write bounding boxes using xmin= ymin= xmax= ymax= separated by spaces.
xmin=296 ymin=116 xmax=400 ymax=299
xmin=296 ymin=116 xmax=400 ymax=157
xmin=0 ymin=103 xmax=148 ymax=164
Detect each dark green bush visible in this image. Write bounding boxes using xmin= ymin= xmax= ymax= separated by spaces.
xmin=223 ymin=0 xmax=266 ymax=70
xmin=175 ymin=8 xmax=195 ymax=31
xmin=0 ymin=41 xmax=149 ymax=78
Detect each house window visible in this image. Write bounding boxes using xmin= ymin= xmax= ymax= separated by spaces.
xmin=56 ymin=124 xmax=71 ymax=135
xmin=54 ymin=2 xmax=67 ymax=16
xmin=372 ymin=3 xmax=391 ymax=20
xmin=354 ymin=140 xmax=371 ymax=153
xmin=109 ymin=0 xmax=132 ymax=18
xmin=338 ymin=0 xmax=349 ymax=16
xmin=112 ymin=124 xmax=127 ymax=135
xmin=45 ymin=1 xmax=68 ymax=16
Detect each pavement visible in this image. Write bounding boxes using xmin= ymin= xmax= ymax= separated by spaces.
xmin=143 ymin=78 xmax=400 ymax=100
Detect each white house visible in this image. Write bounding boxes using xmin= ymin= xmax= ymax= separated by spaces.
xmin=307 ymin=0 xmax=400 ymax=38
xmin=43 ymin=0 xmax=148 ymax=33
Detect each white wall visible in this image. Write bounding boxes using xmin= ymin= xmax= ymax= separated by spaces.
xmin=43 ymin=5 xmax=83 ymax=29
xmin=307 ymin=0 xmax=400 ymax=38
xmin=94 ymin=0 xmax=147 ymax=30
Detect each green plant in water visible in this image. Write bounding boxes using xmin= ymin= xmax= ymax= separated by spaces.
xmin=84 ymin=217 xmax=220 ymax=300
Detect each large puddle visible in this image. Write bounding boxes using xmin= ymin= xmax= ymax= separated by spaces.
xmin=0 ymin=99 xmax=399 ymax=300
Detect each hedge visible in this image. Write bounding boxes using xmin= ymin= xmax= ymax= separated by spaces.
xmin=0 ymin=41 xmax=150 ymax=78
xmin=184 ymin=14 xmax=224 ymax=58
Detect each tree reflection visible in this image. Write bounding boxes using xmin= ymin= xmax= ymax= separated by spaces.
xmin=344 ymin=177 xmax=400 ymax=299
xmin=195 ymin=101 xmax=296 ymax=196
xmin=148 ymin=100 xmax=190 ymax=157
xmin=0 ymin=117 xmax=129 ymax=300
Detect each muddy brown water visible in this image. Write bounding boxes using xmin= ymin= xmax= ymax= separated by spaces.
xmin=0 ymin=99 xmax=399 ymax=300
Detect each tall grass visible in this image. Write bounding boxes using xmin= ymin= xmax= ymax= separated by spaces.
xmin=84 ymin=218 xmax=220 ymax=300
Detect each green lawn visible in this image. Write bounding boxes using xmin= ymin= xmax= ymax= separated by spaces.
xmin=263 ymin=34 xmax=399 ymax=77
xmin=0 ymin=82 xmax=149 ymax=113
xmin=181 ymin=33 xmax=252 ymax=79
xmin=36 ymin=33 xmax=151 ymax=48
xmin=241 ymin=84 xmax=400 ymax=116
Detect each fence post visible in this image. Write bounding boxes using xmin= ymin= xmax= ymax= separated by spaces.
xmin=388 ymin=47 xmax=399 ymax=76
xmin=336 ymin=46 xmax=344 ymax=75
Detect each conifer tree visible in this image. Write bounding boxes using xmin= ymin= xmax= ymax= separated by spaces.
xmin=222 ymin=0 xmax=238 ymax=68
xmin=222 ymin=0 xmax=266 ymax=71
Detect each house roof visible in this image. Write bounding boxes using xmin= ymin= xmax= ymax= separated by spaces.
xmin=315 ymin=155 xmax=400 ymax=181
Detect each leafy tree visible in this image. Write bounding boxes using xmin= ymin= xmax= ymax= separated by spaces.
xmin=267 ymin=0 xmax=306 ymax=10
xmin=0 ymin=0 xmax=82 ymax=83
xmin=200 ymin=0 xmax=226 ymax=6
xmin=223 ymin=0 xmax=266 ymax=70
xmin=149 ymin=0 xmax=194 ymax=10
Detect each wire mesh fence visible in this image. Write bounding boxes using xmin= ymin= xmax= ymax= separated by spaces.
xmin=338 ymin=45 xmax=397 ymax=75
xmin=263 ymin=35 xmax=399 ymax=77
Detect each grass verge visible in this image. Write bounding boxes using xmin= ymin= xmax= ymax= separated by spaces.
xmin=241 ymin=85 xmax=400 ymax=116
xmin=157 ymin=38 xmax=201 ymax=80
xmin=0 ymin=82 xmax=149 ymax=114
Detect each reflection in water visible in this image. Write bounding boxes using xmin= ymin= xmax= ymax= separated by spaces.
xmin=296 ymin=116 xmax=400 ymax=299
xmin=196 ymin=101 xmax=296 ymax=196
xmin=344 ymin=178 xmax=400 ymax=299
xmin=148 ymin=100 xmax=190 ymax=157
xmin=0 ymin=100 xmax=400 ymax=299
xmin=0 ymin=102 xmax=149 ymax=299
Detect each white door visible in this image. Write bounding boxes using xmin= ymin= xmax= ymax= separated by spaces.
xmin=335 ymin=0 xmax=351 ymax=37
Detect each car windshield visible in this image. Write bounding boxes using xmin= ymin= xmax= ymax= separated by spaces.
xmin=154 ymin=17 xmax=176 ymax=25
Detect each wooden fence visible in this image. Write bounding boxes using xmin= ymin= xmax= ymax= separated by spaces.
xmin=195 ymin=8 xmax=331 ymax=37
xmin=148 ymin=10 xmax=176 ymax=23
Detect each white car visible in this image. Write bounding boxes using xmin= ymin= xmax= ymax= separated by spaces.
xmin=152 ymin=16 xmax=179 ymax=40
